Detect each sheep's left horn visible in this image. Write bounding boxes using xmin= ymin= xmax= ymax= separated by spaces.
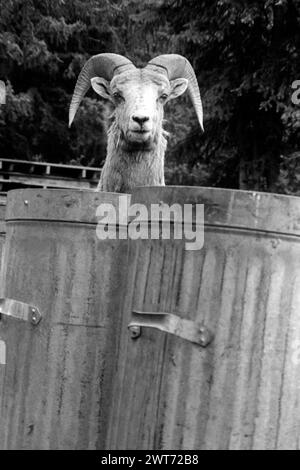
xmin=69 ymin=53 xmax=135 ymax=127
xmin=145 ymin=54 xmax=204 ymax=132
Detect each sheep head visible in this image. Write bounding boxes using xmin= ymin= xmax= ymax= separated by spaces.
xmin=92 ymin=69 xmax=191 ymax=151
xmin=69 ymin=53 xmax=203 ymax=152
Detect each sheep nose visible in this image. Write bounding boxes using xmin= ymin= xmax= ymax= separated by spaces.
xmin=132 ymin=115 xmax=149 ymax=126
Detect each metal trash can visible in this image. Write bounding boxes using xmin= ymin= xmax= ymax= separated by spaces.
xmin=106 ymin=186 xmax=300 ymax=450
xmin=0 ymin=189 xmax=129 ymax=449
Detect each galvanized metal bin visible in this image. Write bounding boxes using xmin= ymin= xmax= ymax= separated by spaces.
xmin=0 ymin=189 xmax=129 ymax=449
xmin=106 ymin=186 xmax=300 ymax=450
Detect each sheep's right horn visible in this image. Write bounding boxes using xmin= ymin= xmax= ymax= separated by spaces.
xmin=146 ymin=54 xmax=204 ymax=132
xmin=69 ymin=53 xmax=135 ymax=126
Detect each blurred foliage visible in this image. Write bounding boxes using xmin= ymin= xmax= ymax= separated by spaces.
xmin=0 ymin=0 xmax=299 ymax=194
xmin=0 ymin=0 xmax=118 ymax=165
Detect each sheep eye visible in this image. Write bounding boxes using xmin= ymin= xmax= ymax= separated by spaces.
xmin=160 ymin=93 xmax=169 ymax=101
xmin=113 ymin=92 xmax=123 ymax=101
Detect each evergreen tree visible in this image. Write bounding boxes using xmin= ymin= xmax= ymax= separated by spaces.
xmin=0 ymin=0 xmax=299 ymax=193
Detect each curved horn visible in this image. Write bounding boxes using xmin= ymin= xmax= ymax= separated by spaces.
xmin=145 ymin=54 xmax=204 ymax=131
xmin=69 ymin=53 xmax=135 ymax=126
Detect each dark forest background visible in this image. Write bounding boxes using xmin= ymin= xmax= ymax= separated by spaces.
xmin=0 ymin=0 xmax=299 ymax=194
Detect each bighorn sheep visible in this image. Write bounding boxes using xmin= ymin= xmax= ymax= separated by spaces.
xmin=69 ymin=53 xmax=203 ymax=192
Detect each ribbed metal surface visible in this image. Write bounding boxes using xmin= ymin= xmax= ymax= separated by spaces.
xmin=106 ymin=186 xmax=300 ymax=450
xmin=0 ymin=189 xmax=129 ymax=449
xmin=1 ymin=186 xmax=299 ymax=450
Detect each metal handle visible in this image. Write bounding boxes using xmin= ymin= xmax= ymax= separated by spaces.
xmin=0 ymin=298 xmax=42 ymax=326
xmin=128 ymin=310 xmax=213 ymax=347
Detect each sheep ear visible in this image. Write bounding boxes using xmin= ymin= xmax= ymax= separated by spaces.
xmin=168 ymin=78 xmax=188 ymax=101
xmin=91 ymin=77 xmax=112 ymax=101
